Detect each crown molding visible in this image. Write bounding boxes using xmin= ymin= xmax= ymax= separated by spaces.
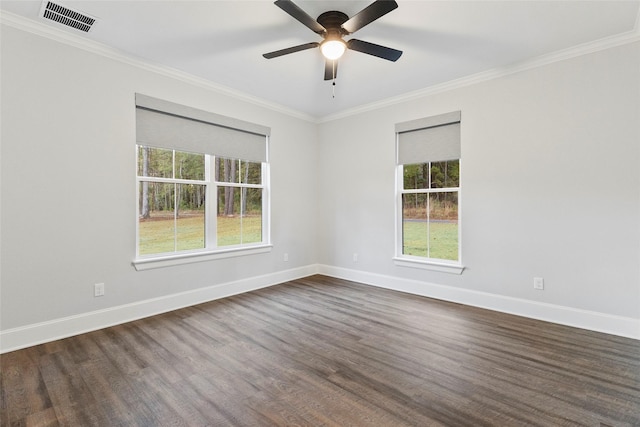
xmin=0 ymin=10 xmax=317 ymax=123
xmin=2 ymin=8 xmax=638 ymax=125
xmin=319 ymin=28 xmax=640 ymax=123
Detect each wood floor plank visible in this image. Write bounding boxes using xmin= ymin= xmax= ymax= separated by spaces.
xmin=1 ymin=350 xmax=52 ymax=423
xmin=24 ymin=406 xmax=60 ymax=427
xmin=2 ymin=275 xmax=639 ymax=426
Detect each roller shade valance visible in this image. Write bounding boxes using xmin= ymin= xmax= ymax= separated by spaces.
xmin=396 ymin=111 xmax=461 ymax=165
xmin=135 ymin=94 xmax=269 ymax=163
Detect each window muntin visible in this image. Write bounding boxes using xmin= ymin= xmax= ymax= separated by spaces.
xmin=137 ymin=147 xmax=266 ymax=257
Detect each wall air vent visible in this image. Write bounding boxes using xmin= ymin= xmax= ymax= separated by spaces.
xmin=39 ymin=1 xmax=97 ymax=33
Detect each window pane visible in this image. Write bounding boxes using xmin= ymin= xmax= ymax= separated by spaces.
xmin=217 ymin=186 xmax=263 ymax=247
xmin=138 ymin=182 xmax=175 ymax=255
xmin=218 ymin=186 xmax=241 ymax=246
xmin=402 ymin=193 xmax=428 ymax=256
xmin=175 ymin=151 xmax=205 ymax=181
xmin=241 ymin=188 xmax=262 ymax=244
xmin=215 ymin=157 xmax=239 ymax=183
xmin=240 ymin=160 xmax=262 ymax=185
xmin=176 ymin=184 xmax=205 ymax=251
xmin=428 ymin=192 xmax=458 ymax=260
xmin=403 ymin=163 xmax=430 ymax=189
xmin=430 ymin=160 xmax=459 ymax=188
xmin=138 ymin=146 xmax=173 ymax=178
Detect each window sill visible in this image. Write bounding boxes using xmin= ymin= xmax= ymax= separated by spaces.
xmin=133 ymin=245 xmax=273 ymax=271
xmin=393 ymin=257 xmax=465 ymax=275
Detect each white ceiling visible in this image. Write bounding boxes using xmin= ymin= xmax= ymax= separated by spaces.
xmin=2 ymin=1 xmax=639 ymax=119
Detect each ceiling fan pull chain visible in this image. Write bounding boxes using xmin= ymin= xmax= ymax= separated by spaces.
xmin=332 ymin=60 xmax=337 ymax=98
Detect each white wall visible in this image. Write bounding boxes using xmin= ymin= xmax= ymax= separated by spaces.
xmin=317 ymin=41 xmax=640 ymax=325
xmin=0 ymin=24 xmax=318 ymax=343
xmin=2 ymin=20 xmax=639 ymax=350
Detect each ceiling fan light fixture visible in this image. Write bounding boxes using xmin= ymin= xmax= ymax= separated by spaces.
xmin=320 ymin=39 xmax=346 ymax=60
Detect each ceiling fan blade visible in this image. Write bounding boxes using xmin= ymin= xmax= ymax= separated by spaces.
xmin=324 ymin=60 xmax=338 ymax=81
xmin=263 ymin=42 xmax=319 ymax=59
xmin=347 ymin=39 xmax=402 ymax=62
xmin=342 ymin=0 xmax=398 ymax=34
xmin=274 ymin=0 xmax=326 ymax=34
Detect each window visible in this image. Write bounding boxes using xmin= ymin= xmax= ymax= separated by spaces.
xmin=395 ymin=111 xmax=463 ymax=274
xmin=134 ymin=94 xmax=270 ymax=269
xmin=137 ymin=147 xmax=207 ymax=255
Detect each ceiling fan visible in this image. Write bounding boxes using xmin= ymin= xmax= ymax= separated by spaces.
xmin=263 ymin=0 xmax=402 ymax=81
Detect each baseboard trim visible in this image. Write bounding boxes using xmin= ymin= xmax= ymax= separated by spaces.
xmin=3 ymin=264 xmax=637 ymax=353
xmin=318 ymin=265 xmax=640 ymax=340
xmin=0 ymin=265 xmax=319 ymax=353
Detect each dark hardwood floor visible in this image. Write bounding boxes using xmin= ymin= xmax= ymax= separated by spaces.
xmin=1 ymin=275 xmax=639 ymax=426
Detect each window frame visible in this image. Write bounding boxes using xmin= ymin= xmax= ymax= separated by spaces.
xmin=132 ymin=95 xmax=272 ymax=271
xmin=394 ymin=163 xmax=463 ymax=274
xmin=133 ymin=148 xmax=271 ymax=271
xmin=393 ymin=113 xmax=464 ymax=275
xmin=135 ymin=149 xmax=269 ymax=254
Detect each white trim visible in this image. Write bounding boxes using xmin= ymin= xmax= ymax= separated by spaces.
xmin=137 ymin=176 xmax=208 ymax=185
xmin=317 ymin=265 xmax=640 ymax=340
xmin=3 ymin=265 xmax=638 ymax=352
xmin=0 ymin=265 xmax=319 ymax=353
xmin=262 ymin=152 xmax=271 ymax=245
xmin=402 ymin=187 xmax=460 ymax=194
xmin=132 ymin=245 xmax=273 ymax=271
xmin=393 ymin=257 xmax=465 ymax=275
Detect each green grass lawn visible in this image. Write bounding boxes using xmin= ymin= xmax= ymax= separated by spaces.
xmin=139 ymin=215 xmax=261 ymax=255
xmin=403 ymin=220 xmax=458 ymax=260
xmin=216 ymin=215 xmax=262 ymax=247
xmin=140 ymin=215 xmax=456 ymax=260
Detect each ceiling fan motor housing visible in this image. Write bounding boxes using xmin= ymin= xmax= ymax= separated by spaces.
xmin=317 ymin=11 xmax=349 ymax=40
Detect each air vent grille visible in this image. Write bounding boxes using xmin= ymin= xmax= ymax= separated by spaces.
xmin=40 ymin=1 xmax=96 ymax=32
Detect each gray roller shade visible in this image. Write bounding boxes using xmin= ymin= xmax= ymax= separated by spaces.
xmin=135 ymin=94 xmax=269 ymax=163
xmin=396 ymin=111 xmax=460 ymax=165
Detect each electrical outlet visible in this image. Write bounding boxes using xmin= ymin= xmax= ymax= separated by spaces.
xmin=353 ymin=253 xmax=358 ymax=262
xmin=94 ymin=283 xmax=105 ymax=297
xmin=533 ymin=277 xmax=544 ymax=290
xmin=283 ymin=253 xmax=289 ymax=262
